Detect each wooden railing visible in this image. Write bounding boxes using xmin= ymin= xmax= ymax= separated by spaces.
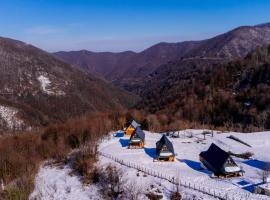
xmin=99 ymin=151 xmax=269 ymax=200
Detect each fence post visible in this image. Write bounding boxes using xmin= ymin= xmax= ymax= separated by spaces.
xmin=100 ymin=152 xmax=242 ymax=200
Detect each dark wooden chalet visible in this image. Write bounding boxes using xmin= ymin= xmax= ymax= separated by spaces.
xmin=128 ymin=127 xmax=145 ymax=148
xmin=199 ymin=143 xmax=242 ymax=177
xmin=156 ymin=135 xmax=175 ymax=161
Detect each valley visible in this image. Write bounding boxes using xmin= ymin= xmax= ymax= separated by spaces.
xmin=0 ymin=2 xmax=270 ymax=199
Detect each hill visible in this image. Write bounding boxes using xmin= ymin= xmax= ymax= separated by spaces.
xmin=0 ymin=37 xmax=137 ymax=132
xmin=137 ymin=45 xmax=270 ymax=130
xmin=55 ymin=23 xmax=270 ymax=91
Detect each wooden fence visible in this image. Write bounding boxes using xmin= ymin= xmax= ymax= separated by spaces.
xmin=99 ymin=152 xmax=269 ymax=200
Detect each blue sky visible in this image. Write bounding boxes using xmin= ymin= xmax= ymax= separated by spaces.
xmin=0 ymin=0 xmax=270 ymax=52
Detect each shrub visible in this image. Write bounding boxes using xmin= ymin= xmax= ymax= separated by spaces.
xmin=67 ymin=134 xmax=80 ymax=149
xmin=91 ymin=167 xmax=100 ymax=184
xmin=98 ymin=165 xmax=125 ymax=199
xmin=170 ymin=191 xmax=182 ymax=200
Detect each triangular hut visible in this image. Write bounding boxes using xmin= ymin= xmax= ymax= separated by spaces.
xmin=156 ymin=135 xmax=175 ymax=161
xmin=129 ymin=127 xmax=145 ymax=148
xmin=199 ymin=143 xmax=242 ymax=177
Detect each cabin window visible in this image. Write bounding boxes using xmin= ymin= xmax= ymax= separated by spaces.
xmin=225 ymin=157 xmax=236 ymax=167
xmin=132 ymin=134 xmax=140 ymax=139
xmin=161 ymin=145 xmax=168 ymax=151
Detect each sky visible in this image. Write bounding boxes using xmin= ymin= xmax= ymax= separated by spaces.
xmin=0 ymin=0 xmax=270 ymax=52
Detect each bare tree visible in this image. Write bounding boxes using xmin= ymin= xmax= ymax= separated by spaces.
xmin=123 ymin=180 xmax=144 ymax=200
xmin=99 ymin=164 xmax=125 ymax=200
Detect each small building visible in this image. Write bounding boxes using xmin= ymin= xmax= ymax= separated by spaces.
xmin=199 ymin=143 xmax=242 ymax=177
xmin=255 ymin=180 xmax=270 ymax=196
xmin=125 ymin=120 xmax=140 ymax=135
xmin=129 ymin=127 xmax=145 ymax=148
xmin=156 ymin=135 xmax=175 ymax=161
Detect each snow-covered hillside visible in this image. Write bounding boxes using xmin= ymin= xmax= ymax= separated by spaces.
xmin=31 ymin=129 xmax=270 ymax=200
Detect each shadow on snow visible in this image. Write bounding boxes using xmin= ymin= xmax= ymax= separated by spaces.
xmin=119 ymin=138 xmax=129 ymax=147
xmin=144 ymin=148 xmax=156 ymax=159
xmin=114 ymin=131 xmax=124 ymax=137
xmin=179 ymin=159 xmax=212 ymax=175
xmin=242 ymin=182 xmax=264 ymax=193
xmin=243 ymin=159 xmax=269 ymax=170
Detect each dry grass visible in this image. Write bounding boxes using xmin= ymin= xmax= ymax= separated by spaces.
xmin=0 ymin=111 xmax=126 ymax=200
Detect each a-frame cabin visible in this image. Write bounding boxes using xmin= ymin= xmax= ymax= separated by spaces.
xmin=156 ymin=135 xmax=175 ymax=161
xmin=128 ymin=127 xmax=145 ymax=148
xmin=199 ymin=143 xmax=242 ymax=177
xmin=125 ymin=120 xmax=140 ymax=135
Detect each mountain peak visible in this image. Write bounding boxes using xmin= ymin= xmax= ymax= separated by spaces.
xmin=255 ymin=22 xmax=270 ymax=28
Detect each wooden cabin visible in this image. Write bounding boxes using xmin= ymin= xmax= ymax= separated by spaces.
xmin=199 ymin=143 xmax=242 ymax=177
xmin=156 ymin=135 xmax=175 ymax=161
xmin=125 ymin=120 xmax=140 ymax=135
xmin=129 ymin=127 xmax=145 ymax=148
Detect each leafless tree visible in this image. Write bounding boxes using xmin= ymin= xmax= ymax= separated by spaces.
xmin=98 ymin=164 xmax=126 ymax=200
xmin=123 ymin=180 xmax=144 ymax=200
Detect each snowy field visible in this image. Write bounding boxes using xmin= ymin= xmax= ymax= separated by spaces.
xmin=30 ymin=165 xmax=101 ymax=200
xmin=31 ymin=129 xmax=270 ymax=200
xmin=99 ymin=129 xmax=270 ymax=200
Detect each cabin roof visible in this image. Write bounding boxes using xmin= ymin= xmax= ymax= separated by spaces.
xmin=156 ymin=135 xmax=175 ymax=154
xmin=199 ymin=143 xmax=230 ymax=170
xmin=133 ymin=127 xmax=145 ymax=140
xmin=131 ymin=120 xmax=140 ymax=129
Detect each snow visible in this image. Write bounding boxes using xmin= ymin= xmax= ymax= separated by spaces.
xmin=38 ymin=75 xmax=51 ymax=95
xmin=131 ymin=138 xmax=141 ymax=142
xmin=99 ymin=129 xmax=270 ymax=200
xmin=37 ymin=75 xmax=65 ymax=96
xmin=225 ymin=166 xmax=241 ymax=173
xmin=99 ymin=156 xmax=217 ymax=200
xmin=0 ymin=105 xmax=24 ymax=129
xmin=160 ymin=152 xmax=173 ymax=157
xmin=260 ymin=183 xmax=270 ymax=190
xmin=31 ymin=129 xmax=270 ymax=200
xmin=30 ymin=165 xmax=100 ymax=200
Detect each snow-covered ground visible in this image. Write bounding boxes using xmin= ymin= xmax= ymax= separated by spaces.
xmin=99 ymin=155 xmax=218 ymax=200
xmin=30 ymin=165 xmax=100 ymax=200
xmin=99 ymin=129 xmax=270 ymax=200
xmin=0 ymin=105 xmax=24 ymax=130
xmin=31 ymin=160 xmax=215 ymax=200
xmin=31 ymin=129 xmax=270 ymax=200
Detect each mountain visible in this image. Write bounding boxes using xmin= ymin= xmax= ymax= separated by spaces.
xmin=55 ymin=23 xmax=270 ymax=91
xmin=137 ymin=45 xmax=270 ymax=130
xmin=0 ymin=37 xmax=137 ymax=132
